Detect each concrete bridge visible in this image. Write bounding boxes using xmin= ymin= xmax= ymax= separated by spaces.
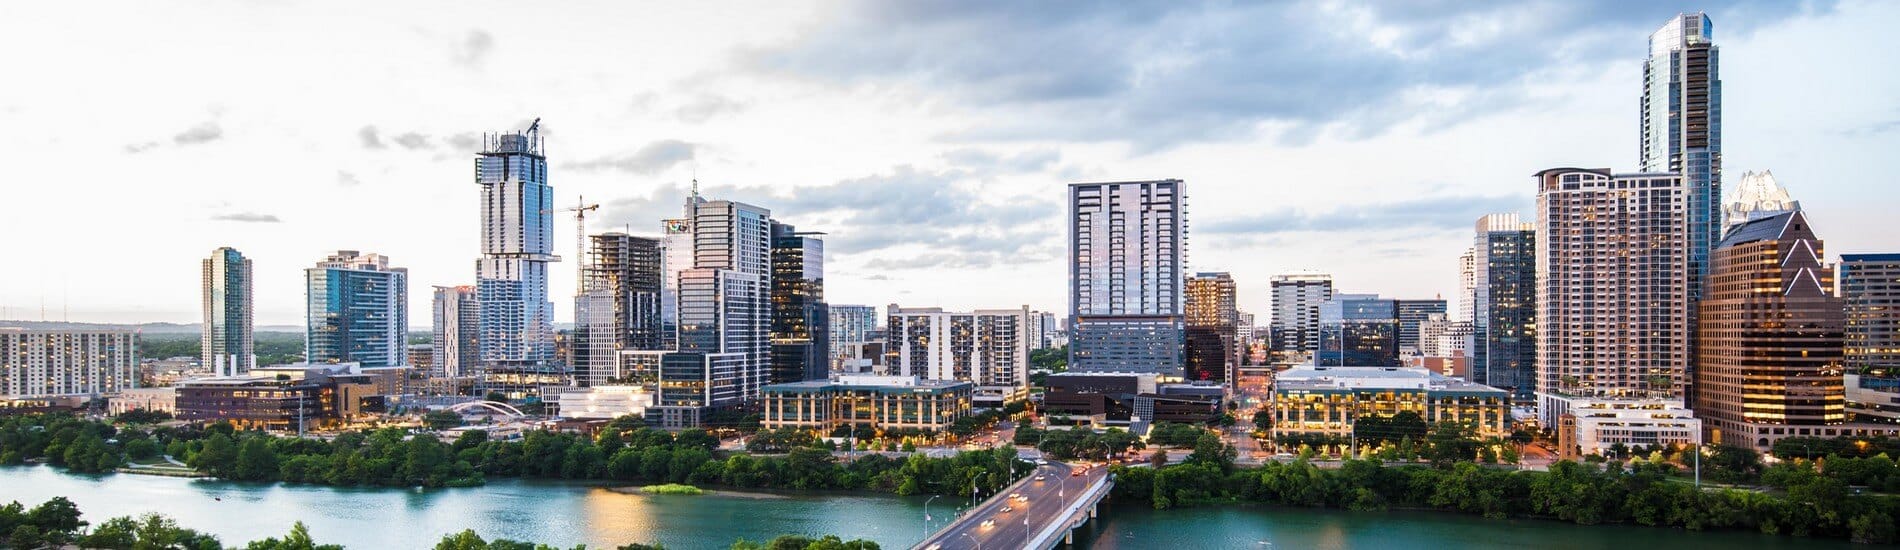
xmin=912 ymin=461 xmax=1114 ymax=550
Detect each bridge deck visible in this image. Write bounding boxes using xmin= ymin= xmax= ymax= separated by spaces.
xmin=914 ymin=461 xmax=1113 ymax=550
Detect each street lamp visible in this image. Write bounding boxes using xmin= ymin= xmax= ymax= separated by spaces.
xmin=923 ymin=494 xmax=940 ymax=541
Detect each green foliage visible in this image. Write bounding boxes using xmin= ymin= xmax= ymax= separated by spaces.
xmin=1033 ymin=428 xmax=1142 ymax=460
xmin=1771 ymin=435 xmax=1900 ymax=460
xmin=1110 ymin=457 xmax=1900 ymax=544
xmin=728 ymin=534 xmax=879 ymax=550
xmin=424 ymin=410 xmax=465 ymax=431
xmin=113 ymin=408 xmax=174 ymax=425
xmin=1028 ymin=346 xmax=1067 ymax=372
xmin=1145 ymin=422 xmax=1206 ymax=448
xmin=641 ymin=483 xmax=705 ymax=495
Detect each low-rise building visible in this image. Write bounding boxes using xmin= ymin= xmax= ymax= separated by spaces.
xmin=1545 ymin=398 xmax=1700 ymax=458
xmin=760 ymin=375 xmax=973 ymax=433
xmin=175 ymin=364 xmax=404 ymax=430
xmin=1041 ymin=372 xmax=1222 ymax=426
xmin=1267 ymin=365 xmax=1510 ymax=442
xmin=109 ymin=387 xmax=178 ymax=415
xmin=551 ymin=385 xmax=655 ymax=420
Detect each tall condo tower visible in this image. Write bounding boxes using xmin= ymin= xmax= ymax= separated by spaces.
xmin=473 ymin=121 xmax=558 ymax=393
xmin=201 ymin=247 xmax=254 ymax=377
xmin=1471 ymin=213 xmax=1537 ymax=400
xmin=1067 ymin=179 xmax=1185 ymax=375
xmin=431 ymin=285 xmax=479 ymax=378
xmin=1534 ymin=168 xmax=1691 ymax=424
xmin=1641 ymin=13 xmax=1722 ymax=397
xmin=1270 ymin=273 xmax=1334 ymax=356
xmin=305 ymin=250 xmax=409 ymax=367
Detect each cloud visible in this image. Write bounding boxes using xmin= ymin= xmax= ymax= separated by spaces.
xmin=675 ymin=94 xmax=747 ymax=123
xmin=392 ymin=132 xmax=431 ymax=149
xmin=171 ymin=122 xmax=223 ymax=145
xmin=358 ymin=126 xmax=385 ymax=148
xmin=942 ymin=148 xmax=1061 ymax=172
xmin=600 ymin=164 xmax=1062 ymax=271
xmin=1198 ymin=193 xmax=1529 ymax=236
xmin=750 ymin=1 xmax=1829 ymax=149
xmin=454 ymin=30 xmax=495 ymax=67
xmin=210 ymin=212 xmax=282 ymax=223
xmin=336 ymin=171 xmax=361 ymax=187
xmin=567 ymin=140 xmax=698 ymax=174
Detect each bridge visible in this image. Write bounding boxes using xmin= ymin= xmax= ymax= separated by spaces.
xmin=913 ymin=461 xmax=1113 ymax=550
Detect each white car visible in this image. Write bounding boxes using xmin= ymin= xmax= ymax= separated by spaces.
xmin=980 ymin=519 xmax=996 ymax=528
xmin=1034 ymin=474 xmax=1046 ymax=481
xmin=1001 ymin=505 xmax=1013 ymax=512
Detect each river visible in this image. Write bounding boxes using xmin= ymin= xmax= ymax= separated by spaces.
xmin=0 ymin=465 xmax=1860 ymax=549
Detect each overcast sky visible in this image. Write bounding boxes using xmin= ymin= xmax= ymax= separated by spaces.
xmin=2 ymin=0 xmax=1895 ymax=328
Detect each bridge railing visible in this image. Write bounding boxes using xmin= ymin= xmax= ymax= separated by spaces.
xmin=1023 ymin=473 xmax=1112 ymax=550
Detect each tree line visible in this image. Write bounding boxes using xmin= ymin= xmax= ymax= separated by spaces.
xmin=0 ymin=496 xmax=877 ymax=549
xmin=1111 ymin=455 xmax=1900 ymax=544
xmin=0 ymin=413 xmax=1030 ymax=498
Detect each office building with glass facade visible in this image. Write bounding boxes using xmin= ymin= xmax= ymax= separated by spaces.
xmin=760 ymin=375 xmax=974 ymax=433
xmin=1471 ymin=213 xmax=1537 ymax=401
xmin=473 ymin=123 xmax=558 ymax=394
xmin=1068 ymin=179 xmax=1184 ymax=375
xmin=1317 ymin=294 xmax=1399 ymax=367
xmin=202 ymin=246 xmax=254 ymax=377
xmin=770 ymin=221 xmax=828 ymax=385
xmin=305 ymin=251 xmax=408 ymax=368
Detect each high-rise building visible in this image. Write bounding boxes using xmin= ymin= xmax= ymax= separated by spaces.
xmin=1270 ymin=273 xmax=1333 ymax=355
xmin=1185 ymin=272 xmax=1237 ymax=383
xmin=473 ymin=122 xmax=558 ymax=390
xmin=1395 ymin=299 xmax=1447 ymax=357
xmin=646 ymin=198 xmax=775 ymax=424
xmin=1037 ymin=312 xmax=1060 ymax=349
xmin=1641 ymin=12 xmax=1722 ymax=309
xmin=0 ymin=329 xmax=137 ymax=399
xmin=886 ymin=305 xmax=1031 ymax=405
xmin=1458 ymin=248 xmax=1476 ymax=323
xmin=202 ymin=247 xmax=254 ymax=377
xmin=1534 ymin=168 xmax=1691 ymax=424
xmin=1471 ymin=213 xmax=1537 ymax=401
xmin=659 ymin=211 xmax=696 ymax=350
xmin=1316 ymin=294 xmax=1399 ymax=367
xmin=573 ymin=233 xmax=663 ymax=387
xmin=770 ymin=221 xmax=828 ymax=385
xmin=1696 ymin=210 xmax=1846 ymax=451
xmin=431 ymin=286 xmax=478 ymax=378
xmin=827 ymin=305 xmax=878 ymax=367
xmin=1725 ymin=170 xmax=1798 ymax=232
xmin=305 ymin=251 xmax=408 ymax=368
xmin=1842 ymin=254 xmax=1900 ymax=424
xmin=1068 ymin=179 xmax=1185 ymax=375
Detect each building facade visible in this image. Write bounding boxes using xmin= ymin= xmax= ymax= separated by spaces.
xmin=770 ymin=221 xmax=828 ymax=385
xmin=1840 ymin=254 xmax=1900 ymax=424
xmin=1267 ymin=365 xmax=1511 ymax=445
xmin=1185 ymin=272 xmax=1238 ymax=383
xmin=1317 ymin=294 xmax=1399 ymax=367
xmin=1068 ymin=179 xmax=1184 ymax=375
xmin=573 ymin=233 xmax=664 ymax=387
xmin=474 ymin=123 xmax=558 ymax=389
xmin=305 ymin=250 xmax=408 ymax=368
xmin=1640 ymin=13 xmax=1722 ymax=317
xmin=202 ymin=246 xmax=254 ymax=377
xmin=1270 ymin=273 xmax=1334 ymax=355
xmin=827 ymin=305 xmax=878 ymax=369
xmin=431 ymin=285 xmax=479 ymax=378
xmin=0 ymin=329 xmax=137 ymax=400
xmin=886 ymin=305 xmax=1031 ymax=405
xmin=1696 ymin=210 xmax=1848 ymax=451
xmin=1471 ymin=213 xmax=1537 ymax=401
xmin=1395 ymin=299 xmax=1447 ymax=357
xmin=1534 ymin=168 xmax=1690 ymax=424
xmin=760 ymin=375 xmax=973 ymax=433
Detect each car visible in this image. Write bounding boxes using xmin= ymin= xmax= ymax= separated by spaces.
xmin=1001 ymin=505 xmax=1013 ymax=512
xmin=1034 ymin=474 xmax=1046 ymax=481
xmin=980 ymin=519 xmax=995 ymax=528
xmin=1071 ymin=470 xmax=1082 ymax=477
xmin=1014 ymin=495 xmax=1028 ymax=502
xmin=925 ymin=545 xmax=941 ymax=550
xmin=1035 ymin=459 xmax=1048 ymax=465
xmin=1009 ymin=492 xmax=1021 ymax=499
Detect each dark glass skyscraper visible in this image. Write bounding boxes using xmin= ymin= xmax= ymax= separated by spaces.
xmin=1395 ymin=299 xmax=1447 ymax=356
xmin=770 ymin=221 xmax=827 ymax=384
xmin=1472 ymin=214 xmax=1537 ymax=400
xmin=1317 ymin=294 xmax=1399 ymax=367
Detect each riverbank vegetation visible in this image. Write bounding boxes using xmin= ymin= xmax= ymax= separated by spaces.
xmin=638 ymin=483 xmax=704 ymax=495
xmin=0 ymin=497 xmax=876 ymax=549
xmin=0 ymin=413 xmax=1030 ymax=498
xmin=1112 ymin=453 xmax=1900 ymax=544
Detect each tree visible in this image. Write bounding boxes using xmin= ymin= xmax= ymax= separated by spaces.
xmin=244 ymin=522 xmax=344 ymax=550
xmin=674 ymin=429 xmax=718 ymax=452
xmin=191 ymin=432 xmax=239 ymax=478
xmin=235 ymin=437 xmax=281 ymax=481
xmin=424 ymin=410 xmax=465 ymax=431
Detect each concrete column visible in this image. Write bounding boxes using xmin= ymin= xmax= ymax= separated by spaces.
xmin=1089 ymin=503 xmax=1097 ymax=519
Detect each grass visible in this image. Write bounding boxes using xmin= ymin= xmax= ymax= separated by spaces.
xmin=640 ymin=483 xmax=706 ymax=496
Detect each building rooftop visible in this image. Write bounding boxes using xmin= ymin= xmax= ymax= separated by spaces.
xmin=762 ymin=375 xmax=973 ymax=393
xmin=1275 ymin=365 xmax=1507 ymax=396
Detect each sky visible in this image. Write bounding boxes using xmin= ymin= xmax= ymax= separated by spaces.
xmin=2 ymin=0 xmax=1896 ymax=328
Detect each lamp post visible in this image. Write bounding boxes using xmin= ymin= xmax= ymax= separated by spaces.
xmin=923 ymin=494 xmax=940 ymax=541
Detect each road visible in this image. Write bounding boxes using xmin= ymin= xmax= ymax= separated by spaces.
xmin=915 ymin=461 xmax=1108 ymax=550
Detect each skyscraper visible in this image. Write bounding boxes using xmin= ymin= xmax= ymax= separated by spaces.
xmin=573 ymin=233 xmax=663 ymax=387
xmin=1842 ymin=254 xmax=1900 ymax=424
xmin=1535 ymin=168 xmax=1691 ymax=423
xmin=0 ymin=329 xmax=137 ymax=399
xmin=827 ymin=305 xmax=878 ymax=367
xmin=1067 ymin=179 xmax=1184 ymax=375
xmin=1395 ymin=299 xmax=1448 ymax=356
xmin=474 ymin=122 xmax=558 ymax=387
xmin=770 ymin=221 xmax=828 ymax=384
xmin=431 ymin=285 xmax=478 ymax=378
xmin=647 ymin=198 xmax=775 ymax=425
xmin=1458 ymin=248 xmax=1476 ymax=323
xmin=1641 ymin=12 xmax=1722 ymax=300
xmin=1696 ymin=210 xmax=1845 ymax=451
xmin=201 ymin=247 xmax=253 ymax=377
xmin=1471 ymin=213 xmax=1537 ymax=401
xmin=1270 ymin=273 xmax=1333 ymax=355
xmin=1316 ymin=294 xmax=1399 ymax=367
xmin=305 ymin=250 xmax=409 ymax=367
xmin=1185 ymin=272 xmax=1237 ymax=383
xmin=886 ymin=305 xmax=1031 ymax=405
xmin=1725 ymin=170 xmax=1799 ymax=232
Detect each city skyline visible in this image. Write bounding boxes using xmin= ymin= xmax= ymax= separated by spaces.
xmin=3 ymin=2 xmax=1898 ymax=329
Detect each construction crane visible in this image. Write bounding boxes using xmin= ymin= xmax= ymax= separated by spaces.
xmin=545 ymin=196 xmax=600 ymax=292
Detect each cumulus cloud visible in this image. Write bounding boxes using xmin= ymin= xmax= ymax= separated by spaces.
xmin=750 ymin=1 xmax=1827 ymax=148
xmin=675 ymin=94 xmax=747 ymax=123
xmin=567 ymin=140 xmax=698 ymax=174
xmin=392 ymin=132 xmax=431 ymax=149
xmin=454 ymin=30 xmax=495 ymax=67
xmin=1197 ymin=194 xmax=1530 ymax=236
xmin=358 ymin=126 xmax=385 ymax=149
xmin=171 ymin=122 xmax=223 ymax=145
xmin=210 ymin=212 xmax=282 ymax=223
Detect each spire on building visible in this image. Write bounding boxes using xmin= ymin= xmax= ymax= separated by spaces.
xmin=1725 ymin=170 xmax=1800 ymax=232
